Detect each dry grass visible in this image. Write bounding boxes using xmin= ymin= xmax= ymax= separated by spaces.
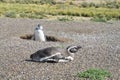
xmin=0 ymin=2 xmax=120 ymax=21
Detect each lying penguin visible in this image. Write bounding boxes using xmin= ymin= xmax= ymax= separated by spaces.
xmin=30 ymin=45 xmax=82 ymax=63
xmin=31 ymin=24 xmax=46 ymax=41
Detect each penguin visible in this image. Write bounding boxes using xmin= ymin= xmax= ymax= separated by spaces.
xmin=30 ymin=45 xmax=82 ymax=63
xmin=32 ymin=24 xmax=46 ymax=41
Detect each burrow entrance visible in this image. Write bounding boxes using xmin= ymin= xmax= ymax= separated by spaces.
xmin=20 ymin=34 xmax=72 ymax=42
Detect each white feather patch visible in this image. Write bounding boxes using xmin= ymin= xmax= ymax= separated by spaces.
xmin=40 ymin=52 xmax=61 ymax=61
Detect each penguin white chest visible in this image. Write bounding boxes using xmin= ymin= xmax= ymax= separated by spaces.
xmin=34 ymin=29 xmax=46 ymax=41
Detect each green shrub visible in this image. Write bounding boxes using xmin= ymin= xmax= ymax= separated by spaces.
xmin=105 ymin=1 xmax=120 ymax=9
xmin=19 ymin=12 xmax=27 ymax=18
xmin=79 ymin=1 xmax=120 ymax=9
xmin=81 ymin=12 xmax=91 ymax=17
xmin=20 ymin=12 xmax=45 ymax=19
xmin=39 ymin=0 xmax=56 ymax=5
xmin=80 ymin=2 xmax=90 ymax=8
xmin=57 ymin=16 xmax=74 ymax=22
xmin=77 ymin=68 xmax=112 ymax=80
xmin=5 ymin=11 xmax=17 ymax=18
xmin=91 ymin=13 xmax=115 ymax=22
xmin=0 ymin=0 xmax=56 ymax=5
xmin=89 ymin=3 xmax=96 ymax=7
xmin=0 ymin=0 xmax=120 ymax=9
xmin=92 ymin=17 xmax=107 ymax=22
xmin=91 ymin=14 xmax=107 ymax=22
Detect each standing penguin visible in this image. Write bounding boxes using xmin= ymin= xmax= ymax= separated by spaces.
xmin=32 ymin=24 xmax=46 ymax=41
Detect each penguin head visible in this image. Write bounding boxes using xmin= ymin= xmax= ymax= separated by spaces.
xmin=35 ymin=24 xmax=43 ymax=30
xmin=67 ymin=45 xmax=82 ymax=54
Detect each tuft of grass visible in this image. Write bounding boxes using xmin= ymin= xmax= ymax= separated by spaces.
xmin=91 ymin=13 xmax=117 ymax=22
xmin=0 ymin=0 xmax=56 ymax=5
xmin=4 ymin=11 xmax=17 ymax=18
xmin=91 ymin=14 xmax=108 ymax=22
xmin=57 ymin=16 xmax=74 ymax=22
xmin=79 ymin=1 xmax=120 ymax=9
xmin=77 ymin=68 xmax=112 ymax=80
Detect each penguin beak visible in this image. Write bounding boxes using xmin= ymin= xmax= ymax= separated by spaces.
xmin=77 ymin=46 xmax=82 ymax=49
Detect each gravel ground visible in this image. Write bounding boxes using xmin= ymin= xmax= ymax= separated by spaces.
xmin=0 ymin=18 xmax=120 ymax=80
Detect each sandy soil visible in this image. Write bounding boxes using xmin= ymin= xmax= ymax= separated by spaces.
xmin=0 ymin=18 xmax=120 ymax=80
